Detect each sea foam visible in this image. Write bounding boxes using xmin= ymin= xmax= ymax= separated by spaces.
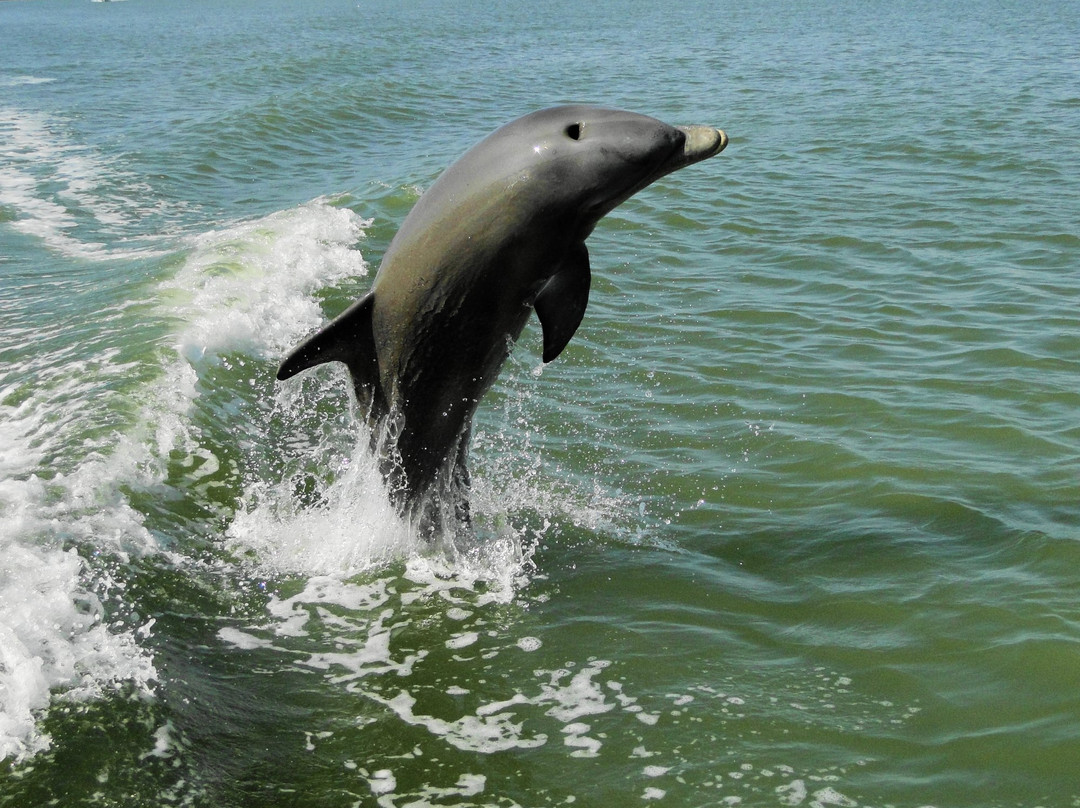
xmin=0 ymin=197 xmax=374 ymax=761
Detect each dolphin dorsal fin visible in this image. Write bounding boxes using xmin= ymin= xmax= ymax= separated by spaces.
xmin=534 ymin=243 xmax=592 ymax=363
xmin=277 ymin=292 xmax=386 ymax=419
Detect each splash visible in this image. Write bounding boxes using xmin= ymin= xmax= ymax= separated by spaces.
xmin=165 ymin=198 xmax=371 ymax=364
xmin=226 ymin=430 xmax=414 ymax=578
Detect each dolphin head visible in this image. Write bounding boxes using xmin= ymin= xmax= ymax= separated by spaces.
xmin=492 ymin=105 xmax=727 ymax=232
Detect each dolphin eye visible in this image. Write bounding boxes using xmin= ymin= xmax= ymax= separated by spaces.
xmin=564 ymin=123 xmax=583 ymax=141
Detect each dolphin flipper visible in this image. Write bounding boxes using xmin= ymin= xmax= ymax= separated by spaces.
xmin=277 ymin=292 xmax=386 ymax=419
xmin=534 ymin=243 xmax=592 ymax=363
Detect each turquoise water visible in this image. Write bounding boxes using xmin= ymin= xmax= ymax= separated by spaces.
xmin=2 ymin=0 xmax=1079 ymax=805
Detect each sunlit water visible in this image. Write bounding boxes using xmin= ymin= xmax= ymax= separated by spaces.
xmin=2 ymin=0 xmax=1079 ymax=805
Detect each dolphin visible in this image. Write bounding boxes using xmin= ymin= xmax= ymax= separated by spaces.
xmin=277 ymin=105 xmax=727 ymax=532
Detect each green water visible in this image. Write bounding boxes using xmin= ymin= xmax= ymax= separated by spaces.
xmin=1 ymin=0 xmax=1079 ymax=805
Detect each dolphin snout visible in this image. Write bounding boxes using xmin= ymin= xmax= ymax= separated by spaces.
xmin=675 ymin=125 xmax=728 ymax=163
xmin=648 ymin=124 xmax=727 ymax=182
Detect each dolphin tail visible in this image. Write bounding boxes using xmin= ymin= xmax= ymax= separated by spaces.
xmin=276 ymin=292 xmax=387 ymax=420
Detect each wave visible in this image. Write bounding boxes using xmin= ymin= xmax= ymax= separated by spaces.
xmin=0 ymin=106 xmax=176 ymax=261
xmin=0 ymin=197 xmax=375 ymax=761
xmin=0 ymin=76 xmax=56 ymax=88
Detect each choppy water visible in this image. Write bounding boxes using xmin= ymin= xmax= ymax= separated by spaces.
xmin=2 ymin=0 xmax=1079 ymax=805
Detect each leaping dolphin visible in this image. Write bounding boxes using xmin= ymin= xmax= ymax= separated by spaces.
xmin=277 ymin=105 xmax=727 ymax=533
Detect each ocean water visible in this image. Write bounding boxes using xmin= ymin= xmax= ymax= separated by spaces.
xmin=2 ymin=0 xmax=1079 ymax=805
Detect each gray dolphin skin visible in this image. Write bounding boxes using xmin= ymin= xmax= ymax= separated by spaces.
xmin=277 ymin=105 xmax=727 ymax=532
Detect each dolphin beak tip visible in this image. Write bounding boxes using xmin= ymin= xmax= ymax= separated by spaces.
xmin=676 ymin=124 xmax=729 ymax=164
xmin=702 ymin=127 xmax=728 ymax=158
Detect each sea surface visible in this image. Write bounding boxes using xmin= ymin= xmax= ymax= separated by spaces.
xmin=2 ymin=0 xmax=1079 ymax=805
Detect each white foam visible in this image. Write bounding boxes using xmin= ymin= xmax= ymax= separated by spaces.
xmin=539 ymin=660 xmax=616 ymax=723
xmin=221 ymin=551 xmax=645 ymax=762
xmin=401 ymin=548 xmax=534 ymax=608
xmin=220 ymin=568 xmax=628 ymax=757
xmin=0 ymin=390 xmax=47 ymax=482
xmin=361 ymin=768 xmax=487 ymax=807
xmin=378 ymin=689 xmax=548 ymax=754
xmin=216 ymin=628 xmax=274 ymax=651
xmin=561 ymin=722 xmax=602 ymax=758
xmin=776 ymin=779 xmax=808 ymax=806
xmin=141 ymin=720 xmax=179 ymax=761
xmin=0 ymin=364 xmax=162 ymax=761
xmin=367 ymin=768 xmax=396 ymax=795
xmin=226 ymin=440 xmax=413 ymax=578
xmin=0 ymin=542 xmax=156 ymax=762
xmin=808 ymin=787 xmax=858 ymax=807
xmin=219 ymin=550 xmax=896 ymax=802
xmin=445 ymin=632 xmax=479 ymax=650
xmin=167 ymin=199 xmax=371 ymax=363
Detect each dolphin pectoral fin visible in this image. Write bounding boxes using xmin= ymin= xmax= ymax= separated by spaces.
xmin=535 ymin=243 xmax=592 ymax=363
xmin=277 ymin=292 xmax=386 ymax=418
